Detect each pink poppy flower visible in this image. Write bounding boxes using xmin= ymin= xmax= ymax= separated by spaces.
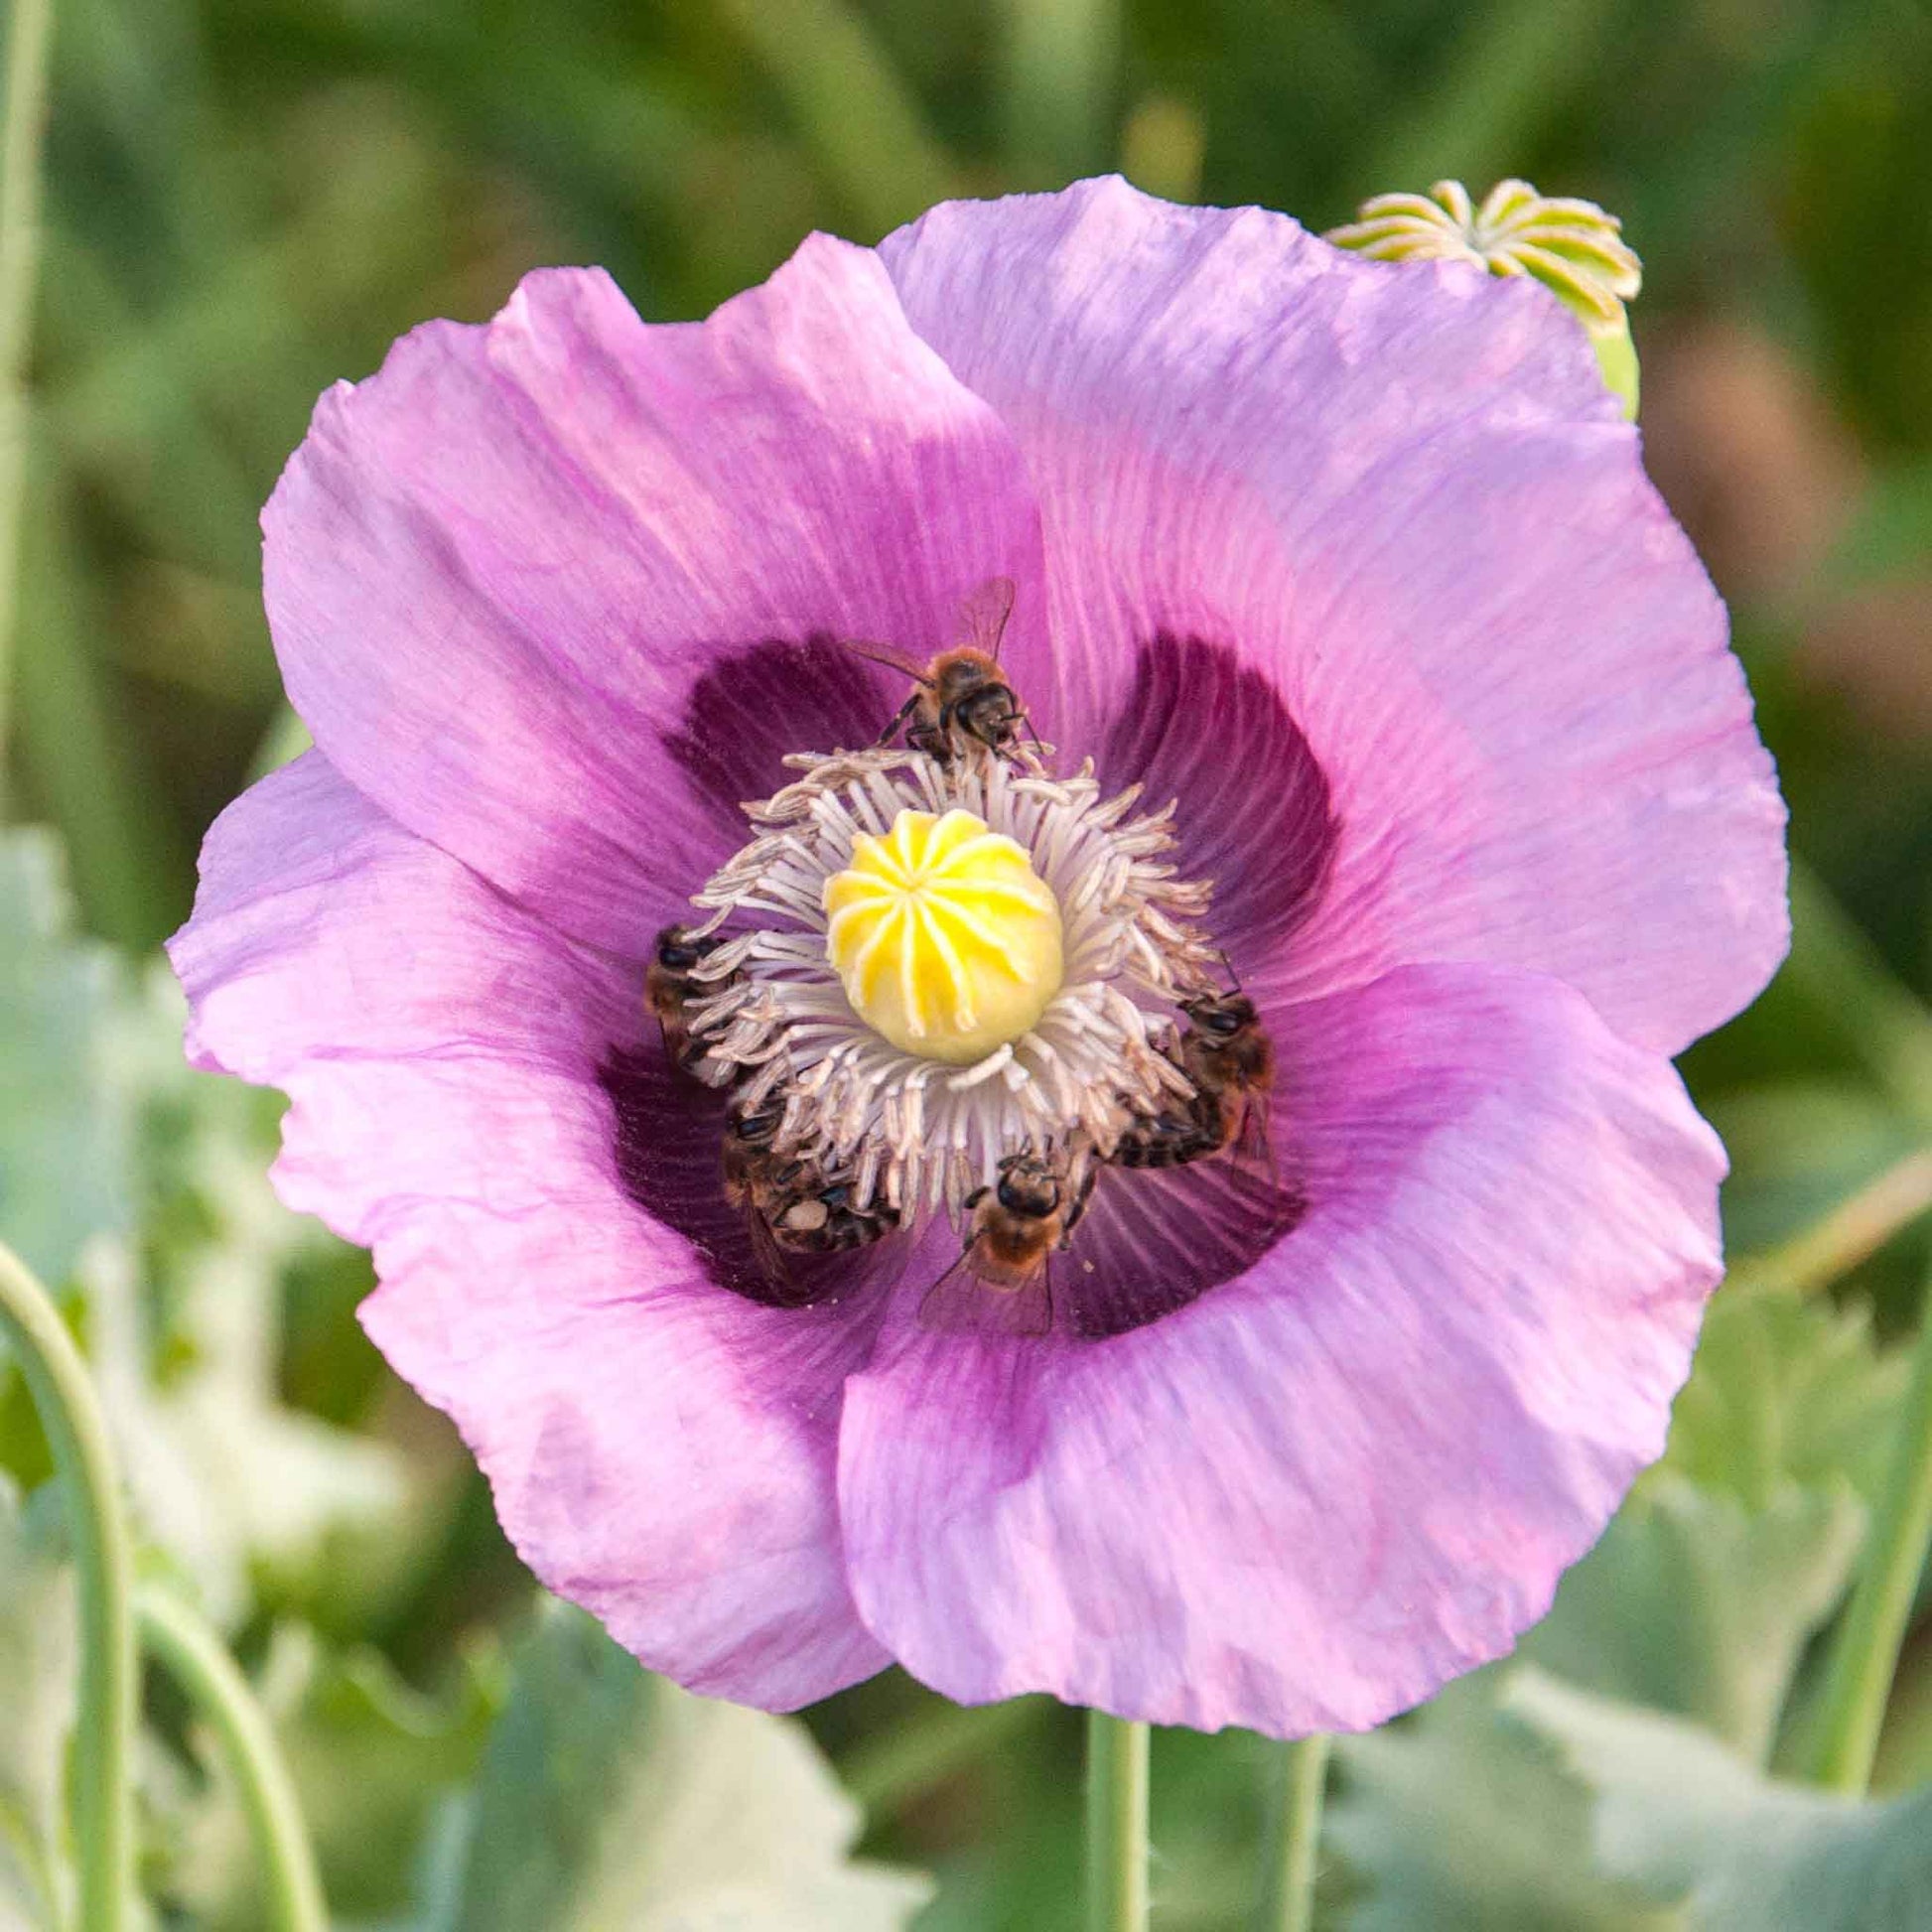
xmin=168 ymin=177 xmax=1787 ymax=1736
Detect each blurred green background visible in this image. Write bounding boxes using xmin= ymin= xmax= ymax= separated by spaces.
xmin=5 ymin=0 xmax=1932 ymax=1926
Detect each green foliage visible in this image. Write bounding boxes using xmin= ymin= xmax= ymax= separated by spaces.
xmin=0 ymin=833 xmax=406 ymax=1623
xmin=1706 ymin=1081 xmax=1921 ymax=1259
xmin=0 ymin=831 xmax=133 ymax=1291
xmin=0 ymin=1478 xmax=74 ymax=1931
xmin=1513 ymin=1672 xmax=1932 ymax=1930
xmin=1664 ymin=1291 xmax=1909 ymax=1513
xmin=424 ymin=1602 xmax=930 ymax=1932
xmin=1327 ymin=1672 xmax=1683 ymax=1932
xmin=1329 ymin=1282 xmax=1917 ymax=1927
xmin=1530 ymin=1474 xmax=1864 ymax=1764
xmin=170 ymin=1627 xmax=501 ymax=1928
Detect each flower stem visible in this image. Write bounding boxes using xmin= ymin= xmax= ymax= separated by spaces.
xmin=1731 ymin=1146 xmax=1932 ymax=1299
xmin=1085 ymin=1712 xmax=1149 ymax=1932
xmin=1807 ymin=1257 xmax=1932 ymax=1793
xmin=1256 ymin=1733 xmax=1330 ymax=1932
xmin=0 ymin=0 xmax=54 ymax=801
xmin=136 ymin=1584 xmax=329 ymax=1932
xmin=0 ymin=1239 xmax=136 ymax=1931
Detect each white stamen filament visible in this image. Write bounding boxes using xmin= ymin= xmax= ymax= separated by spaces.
xmin=683 ymin=747 xmax=1221 ymax=1221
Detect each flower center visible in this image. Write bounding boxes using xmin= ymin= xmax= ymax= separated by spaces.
xmin=678 ymin=746 xmax=1217 ymax=1221
xmin=823 ymin=806 xmax=1064 ymax=1065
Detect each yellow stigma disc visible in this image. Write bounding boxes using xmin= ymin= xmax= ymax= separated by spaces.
xmin=822 ymin=807 xmax=1064 ymax=1064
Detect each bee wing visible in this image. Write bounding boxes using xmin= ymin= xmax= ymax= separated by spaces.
xmin=919 ymin=1241 xmax=1052 ymax=1337
xmin=957 ymin=576 xmax=1017 ymax=660
xmin=742 ymin=1205 xmax=795 ymax=1291
xmin=840 ymin=637 xmax=933 ymax=684
xmin=1227 ymin=1089 xmax=1278 ymax=1187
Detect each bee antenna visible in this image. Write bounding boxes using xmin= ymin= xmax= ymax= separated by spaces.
xmin=1214 ymin=946 xmax=1244 ymax=996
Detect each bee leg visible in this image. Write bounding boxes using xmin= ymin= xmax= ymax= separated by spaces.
xmin=874 ymin=690 xmax=922 ymax=748
xmin=1112 ymin=1107 xmax=1206 ymax=1169
xmin=917 ymin=1238 xmax=978 ymax=1324
xmin=1060 ymin=1165 xmax=1097 ymax=1243
xmin=1190 ymin=1085 xmax=1228 ymax=1152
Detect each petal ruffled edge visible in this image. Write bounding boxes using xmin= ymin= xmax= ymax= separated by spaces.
xmin=265 ymin=244 xmax=1048 ymax=958
xmin=835 ymin=961 xmax=1724 ymax=1735
xmin=170 ymin=754 xmax=891 ymax=1708
xmin=880 ymin=178 xmax=1789 ymax=1057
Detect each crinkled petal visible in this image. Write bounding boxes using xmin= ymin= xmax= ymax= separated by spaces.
xmin=879 ymin=178 xmax=1787 ymax=1054
xmin=265 ymin=246 xmax=1046 ymax=955
xmin=168 ymin=754 xmax=889 ymax=1708
xmin=836 ymin=962 xmax=1725 ymax=1736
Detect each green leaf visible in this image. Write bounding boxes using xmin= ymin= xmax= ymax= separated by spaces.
xmin=1527 ymin=1474 xmax=1864 ymax=1762
xmin=1327 ymin=1672 xmax=1683 ymax=1932
xmin=1818 ymin=457 xmax=1932 ymax=598
xmin=1511 ymin=1670 xmax=1932 ymax=1930
xmin=79 ymin=1211 xmax=402 ymax=1623
xmin=1517 ymin=1288 xmax=1901 ymax=1759
xmin=1330 ymin=1284 xmax=1904 ymax=1925
xmin=0 ymin=868 xmax=410 ymax=1618
xmin=0 ymin=1478 xmax=74 ymax=1932
xmin=709 ymin=0 xmax=958 ymax=236
xmin=435 ymin=1601 xmax=931 ymax=1932
xmin=169 ymin=1625 xmax=501 ymax=1928
xmin=1663 ymin=1290 xmax=1909 ymax=1512
xmin=0 ymin=831 xmax=136 ymax=1291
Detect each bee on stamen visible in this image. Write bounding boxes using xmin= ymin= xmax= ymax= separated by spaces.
xmin=721 ymin=1097 xmax=899 ymax=1288
xmin=921 ymin=1149 xmax=1095 ymax=1335
xmin=1111 ymin=985 xmax=1275 ymax=1173
xmin=845 ymin=577 xmax=1036 ymax=766
xmin=647 ymin=924 xmax=732 ymax=1073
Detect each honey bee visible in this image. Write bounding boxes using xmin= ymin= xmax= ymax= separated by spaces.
xmin=1111 ymin=988 xmax=1275 ymax=1171
xmin=846 ymin=577 xmax=1034 ymax=764
xmin=647 ymin=924 xmax=728 ymax=1072
xmin=921 ymin=1150 xmax=1095 ymax=1335
xmin=721 ymin=1099 xmax=899 ymax=1289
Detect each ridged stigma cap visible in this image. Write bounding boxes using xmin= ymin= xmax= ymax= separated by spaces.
xmin=823 ymin=807 xmax=1064 ymax=1065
